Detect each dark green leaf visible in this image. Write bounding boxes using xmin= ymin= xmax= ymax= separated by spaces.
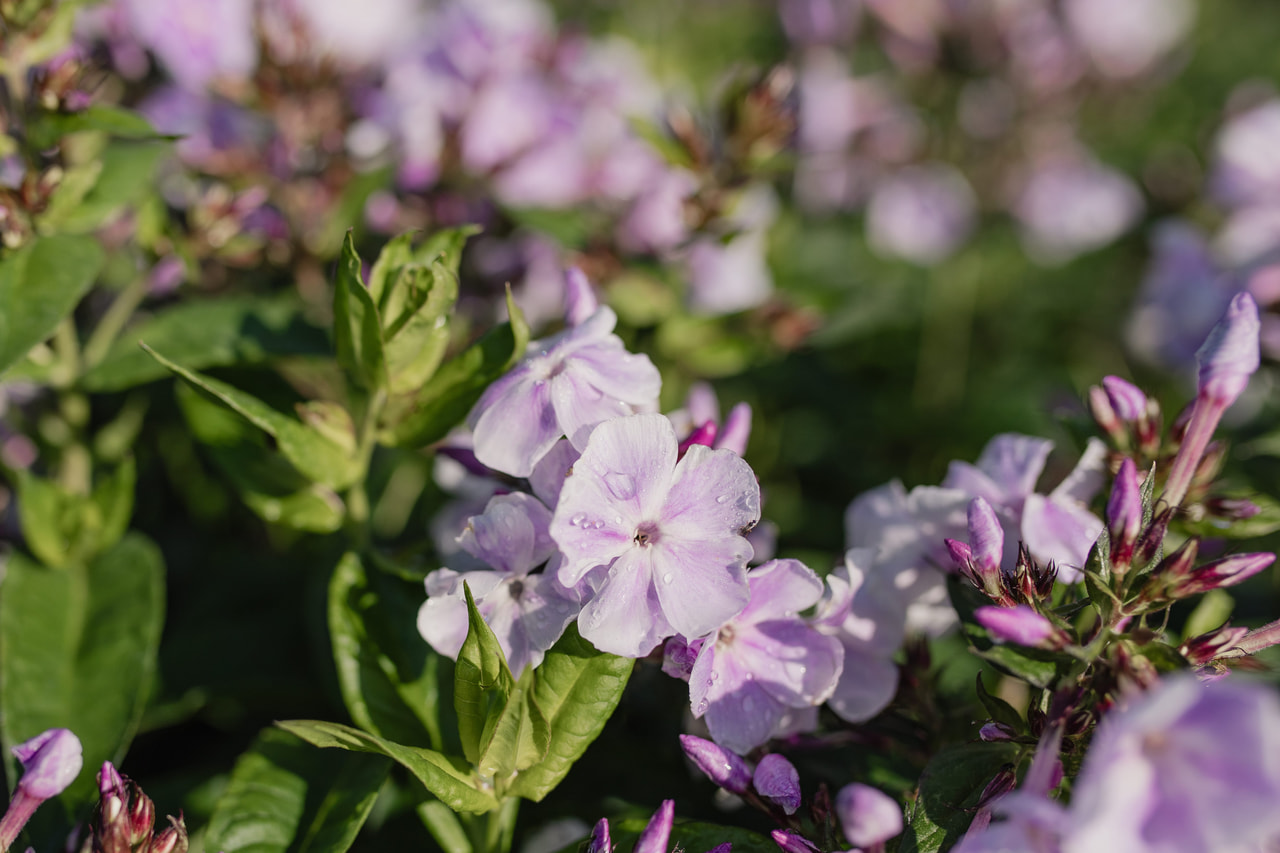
xmin=508 ymin=624 xmax=633 ymax=802
xmin=0 ymin=234 xmax=103 ymax=377
xmin=204 ymin=728 xmax=390 ymax=853
xmin=455 ymin=584 xmax=514 ymax=766
xmin=950 ymin=578 xmax=1070 ymax=690
xmin=82 ymin=296 xmax=328 ymax=392
xmin=379 ymin=288 xmax=529 ymax=448
xmin=27 ymin=106 xmax=162 ymax=150
xmin=47 ymin=140 xmax=169 ymax=233
xmin=144 ymin=345 xmax=360 ymax=490
xmin=333 ymin=233 xmax=387 ymax=392
xmin=0 ymin=535 xmax=165 ymax=809
xmin=276 ymin=721 xmax=498 ymax=814
xmin=898 ymin=743 xmax=1019 ymax=853
xmin=328 ymin=552 xmax=446 ymax=750
xmin=974 ymin=672 xmax=1023 ymax=733
xmin=417 ymin=801 xmax=472 ymax=853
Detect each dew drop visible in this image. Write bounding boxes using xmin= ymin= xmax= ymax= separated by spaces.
xmin=785 ymin=662 xmax=808 ymax=681
xmin=605 ymin=471 xmax=637 ymax=500
xmin=570 ymin=513 xmax=586 ymax=527
xmin=662 ymin=572 xmax=675 ymax=585
xmin=715 ymin=494 xmax=728 ymax=504
xmin=711 ymin=671 xmax=721 ymax=682
xmin=614 ymin=515 xmax=623 ymax=524
xmin=695 ymin=699 xmax=709 ymax=715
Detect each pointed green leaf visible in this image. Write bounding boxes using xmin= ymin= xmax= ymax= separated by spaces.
xmin=144 ymin=344 xmax=360 ymax=489
xmin=379 ymin=287 xmax=529 ymax=448
xmin=82 ymin=295 xmax=327 ymax=392
xmin=204 ymin=728 xmax=390 ymax=853
xmin=383 ymin=261 xmax=458 ymax=395
xmin=12 ymin=469 xmax=78 ymax=567
xmin=88 ymin=456 xmax=136 ymax=556
xmin=333 ymin=233 xmax=388 ymax=392
xmin=0 ymin=234 xmax=103 ymax=376
xmin=276 ymin=721 xmax=499 ymax=814
xmin=328 ymin=552 xmax=447 ymax=750
xmin=455 ymin=584 xmax=514 ymax=766
xmin=898 ymin=743 xmax=1019 ymax=853
xmin=974 ymin=672 xmax=1023 ymax=733
xmin=507 ymin=624 xmax=633 ymax=802
xmin=477 ymin=668 xmax=549 ymax=784
xmin=0 ymin=534 xmax=165 ymax=810
xmin=417 ymin=801 xmax=472 ymax=853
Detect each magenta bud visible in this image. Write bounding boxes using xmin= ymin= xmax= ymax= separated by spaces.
xmin=753 ymin=754 xmax=801 ymax=815
xmin=678 ymin=421 xmax=719 ymax=455
xmin=563 ymin=267 xmax=599 ymax=327
xmin=680 ymin=735 xmax=752 ymax=795
xmin=1102 ymin=376 xmax=1148 ymax=421
xmin=770 ymin=830 xmax=818 ymax=853
xmin=943 ymin=538 xmax=973 ymax=572
xmin=1172 ymin=552 xmax=1275 ymax=597
xmin=663 ymin=637 xmax=700 ymax=682
xmin=1197 ymin=292 xmax=1261 ymax=407
xmin=967 ymin=498 xmax=1004 ymax=579
xmin=1106 ymin=458 xmax=1143 ymax=569
xmin=975 ymin=766 xmax=1018 ymax=807
xmin=835 ymin=784 xmax=903 ymax=849
xmin=717 ymin=402 xmax=752 ymax=456
xmin=634 ymin=800 xmax=674 ymax=853
xmin=974 ymin=605 xmax=1061 ymax=648
xmin=1205 ymin=496 xmax=1262 ymax=521
xmin=1088 ymin=385 xmax=1121 ymax=438
xmin=150 ymin=815 xmax=188 ymax=853
xmin=12 ymin=728 xmax=82 ymax=800
xmin=98 ymin=761 xmax=124 ymax=801
xmin=705 ymin=845 xmax=732 ymax=853
xmin=127 ymin=789 xmax=155 ymax=844
xmin=1133 ymin=508 xmax=1173 ymax=567
xmin=1153 ymin=538 xmax=1200 ymax=583
xmin=1180 ymin=625 xmax=1249 ymax=665
xmin=586 ymin=818 xmax=613 ymax=853
xmin=978 ymin=722 xmax=1016 ymax=742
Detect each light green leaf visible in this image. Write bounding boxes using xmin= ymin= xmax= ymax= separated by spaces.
xmin=144 ymin=345 xmax=360 ymax=490
xmin=1183 ymin=589 xmax=1235 ymax=640
xmin=417 ymin=801 xmax=472 ymax=853
xmin=204 ymin=728 xmax=390 ymax=853
xmin=26 ymin=106 xmax=162 ymax=150
xmin=507 ymin=625 xmax=633 ymax=802
xmin=898 ymin=743 xmax=1019 ymax=853
xmin=12 ymin=470 xmax=78 ymax=567
xmin=455 ymin=584 xmax=514 ymax=767
xmin=328 ymin=552 xmax=446 ymax=750
xmin=87 ymin=456 xmax=136 ymax=556
xmin=383 ymin=261 xmax=458 ymax=395
xmin=0 ymin=234 xmax=103 ymax=377
xmin=46 ymin=139 xmax=169 ymax=233
xmin=0 ymin=534 xmax=165 ymax=809
xmin=477 ymin=668 xmax=549 ymax=784
xmin=276 ymin=721 xmax=498 ymax=814
xmin=379 ymin=288 xmax=529 ymax=448
xmin=82 ymin=296 xmax=328 ymax=392
xmin=333 ymin=233 xmax=387 ymax=392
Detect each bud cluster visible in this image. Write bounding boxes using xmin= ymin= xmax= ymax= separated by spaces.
xmin=89 ymin=763 xmax=187 ymax=853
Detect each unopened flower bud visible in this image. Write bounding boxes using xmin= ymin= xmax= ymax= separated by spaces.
xmin=753 ymin=755 xmax=801 ymax=815
xmin=678 ymin=421 xmax=718 ymax=455
xmin=12 ymin=729 xmax=82 ymax=800
xmin=835 ymin=784 xmax=903 ymax=849
xmin=1237 ymin=618 xmax=1280 ymax=657
xmin=718 ymin=403 xmax=752 ymax=456
xmin=98 ymin=762 xmax=124 ymax=801
xmin=634 ymin=801 xmax=674 ymax=853
xmin=1196 ymin=292 xmax=1260 ymax=408
xmin=1102 ymin=376 xmax=1147 ymax=421
xmin=1152 ymin=538 xmax=1200 ymax=584
xmin=1169 ymin=552 xmax=1275 ymax=597
xmin=975 ymin=605 xmax=1064 ymax=649
xmin=978 ymin=722 xmax=1016 ymax=742
xmin=770 ymin=830 xmax=818 ymax=853
xmin=975 ymin=766 xmax=1018 ymax=807
xmin=663 ymin=637 xmax=699 ymax=682
xmin=563 ymin=268 xmax=598 ymax=327
xmin=1133 ymin=508 xmax=1173 ymax=567
xmin=586 ymin=818 xmax=612 ymax=853
xmin=1180 ymin=625 xmax=1250 ymax=666
xmin=1107 ymin=459 xmax=1143 ymax=571
xmin=680 ymin=735 xmax=752 ymax=795
xmin=943 ymin=538 xmax=973 ymax=571
xmin=149 ymin=814 xmax=187 ymax=853
xmin=1088 ymin=385 xmax=1124 ymax=445
xmin=1205 ymin=496 xmax=1262 ymax=521
xmin=127 ymin=788 xmax=154 ymax=844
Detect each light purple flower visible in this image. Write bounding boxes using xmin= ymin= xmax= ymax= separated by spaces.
xmin=1196 ymin=291 xmax=1261 ymax=408
xmin=679 ymin=734 xmax=751 ymax=795
xmin=1063 ymin=0 xmax=1194 ymax=79
xmin=617 ymin=169 xmax=696 ymax=254
xmin=812 ymin=548 xmax=903 ymax=723
xmin=778 ymin=0 xmax=861 ymax=46
xmin=418 ymin=493 xmax=579 ymax=674
xmin=836 ymin=783 xmax=902 ymax=849
xmin=1012 ymin=157 xmax=1143 ymax=264
xmin=552 ymin=414 xmax=760 ymax=657
xmin=1211 ymin=99 xmax=1280 ymax=209
xmin=1100 ymin=377 xmax=1147 ymax=422
xmin=635 ymin=801 xmax=675 ymax=853
xmin=121 ymin=0 xmax=258 ymax=91
xmin=753 ymin=754 xmax=801 ymax=815
xmin=974 ymin=605 xmax=1060 ymax=648
xmin=468 ymin=299 xmax=661 ymax=478
xmin=683 ymin=186 xmax=777 ymax=316
xmin=12 ymin=729 xmax=82 ymax=800
xmin=1064 ymin=676 xmax=1280 ymax=853
xmin=865 ymin=163 xmax=977 ymax=266
xmin=688 ymin=559 xmax=843 ymax=753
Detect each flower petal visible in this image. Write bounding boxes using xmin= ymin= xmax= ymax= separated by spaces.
xmin=471 ymin=372 xmax=561 ymax=477
xmin=828 ymin=648 xmax=898 ymax=723
xmin=576 ymin=548 xmax=672 ymax=657
xmin=1021 ymin=494 xmax=1102 ymax=580
xmin=738 ymin=559 xmax=825 ymax=624
xmin=652 ymin=536 xmax=751 ymax=639
xmin=663 ymin=444 xmax=761 ymax=540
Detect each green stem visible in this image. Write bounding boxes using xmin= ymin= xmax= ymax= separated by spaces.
xmin=343 ymin=388 xmax=387 ymax=545
xmin=83 ymin=274 xmax=151 ymax=370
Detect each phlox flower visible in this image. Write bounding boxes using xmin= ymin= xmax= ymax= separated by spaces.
xmin=468 ymin=296 xmax=661 ymax=477
xmin=418 ymin=492 xmax=579 ymax=674
xmin=688 ymin=559 xmax=843 ymax=754
xmin=551 ymin=413 xmax=760 ymax=658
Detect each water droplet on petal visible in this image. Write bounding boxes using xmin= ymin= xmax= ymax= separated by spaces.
xmin=711 ymin=671 xmax=721 ymax=682
xmin=570 ymin=513 xmax=586 ymax=526
xmin=614 ymin=515 xmax=623 ymax=524
xmin=695 ymin=699 xmax=709 ymax=715
xmin=605 ymin=471 xmax=637 ymax=500
xmin=715 ymin=494 xmax=728 ymax=504
xmin=662 ymin=572 xmax=674 ymax=584
xmin=785 ymin=662 xmax=808 ymax=681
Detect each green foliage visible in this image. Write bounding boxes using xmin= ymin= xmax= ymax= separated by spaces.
xmin=898 ymin=743 xmax=1019 ymax=853
xmin=0 ymin=234 xmax=103 ymax=377
xmin=43 ymin=140 xmax=170 ymax=234
xmin=328 ymin=552 xmax=450 ymax=750
xmin=204 ymin=728 xmax=391 ymax=853
xmin=25 ymin=105 xmax=163 ymax=151
xmin=949 ymin=578 xmax=1072 ymax=689
xmin=1183 ymin=589 xmax=1235 ymax=639
xmin=13 ymin=457 xmax=135 ymax=566
xmin=0 ymin=534 xmax=165 ymax=809
xmin=276 ymin=721 xmax=499 ymax=814
xmin=334 ymin=233 xmax=389 ymax=393
xmin=455 ymin=584 xmax=516 ymax=768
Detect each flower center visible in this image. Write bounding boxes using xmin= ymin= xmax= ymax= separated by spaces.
xmin=633 ymin=521 xmax=661 ymax=547
xmin=508 ymin=579 xmax=525 ymax=600
xmin=716 ymin=624 xmax=736 ymax=649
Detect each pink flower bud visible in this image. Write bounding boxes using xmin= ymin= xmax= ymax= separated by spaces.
xmin=1106 ymin=458 xmax=1143 ymax=570
xmin=563 ymin=267 xmax=598 ymax=327
xmin=680 ymin=735 xmax=752 ymax=795
xmin=586 ymin=818 xmax=612 ymax=853
xmin=1196 ymin=292 xmax=1261 ymax=407
xmin=634 ymin=801 xmax=674 ymax=853
xmin=678 ymin=421 xmax=718 ymax=455
xmin=835 ymin=784 xmax=903 ymax=849
xmin=717 ymin=403 xmax=752 ymax=456
xmin=979 ymin=722 xmax=1017 ymax=742
xmin=975 ymin=605 xmax=1061 ymax=648
xmin=944 ymin=538 xmax=973 ymax=571
xmin=1180 ymin=625 xmax=1250 ymax=666
xmin=770 ymin=830 xmax=818 ymax=853
xmin=1088 ymin=385 xmax=1122 ymax=440
xmin=1102 ymin=376 xmax=1147 ymax=421
xmin=12 ymin=728 xmax=82 ymax=800
xmin=1171 ymin=552 xmax=1275 ymax=597
xmin=753 ymin=754 xmax=801 ymax=815
xmin=967 ymin=498 xmax=1004 ymax=580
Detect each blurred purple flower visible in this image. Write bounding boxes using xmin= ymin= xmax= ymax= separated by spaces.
xmin=753 ymin=754 xmax=801 ymax=815
xmin=1063 ymin=0 xmax=1194 ymax=79
xmin=683 ymin=186 xmax=777 ymax=315
xmin=836 ymin=783 xmax=902 ymax=849
xmin=688 ymin=559 xmax=842 ymax=753
xmin=551 ymin=413 xmax=760 ymax=657
xmin=865 ymin=163 xmax=977 ymax=266
xmin=1211 ymin=99 xmax=1280 ymax=210
xmin=679 ymin=734 xmax=752 ymax=795
xmin=119 ymin=0 xmax=258 ymax=91
xmin=0 ymin=729 xmax=83 ymax=851
xmin=778 ymin=0 xmax=862 ymax=46
xmin=1012 ymin=157 xmax=1143 ymax=264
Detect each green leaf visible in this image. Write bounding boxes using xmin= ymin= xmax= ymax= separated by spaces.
xmin=477 ymin=668 xmax=549 ymax=784
xmin=328 ymin=552 xmax=446 ymax=750
xmin=417 ymin=801 xmax=472 ymax=853
xmin=507 ymin=624 xmax=633 ymax=802
xmin=1183 ymin=589 xmax=1235 ymax=640
xmin=0 ymin=534 xmax=165 ymax=809
xmin=333 ymin=233 xmax=388 ymax=392
xmin=455 ymin=584 xmax=515 ymax=766
xmin=379 ymin=288 xmax=529 ymax=448
xmin=87 ymin=456 xmax=137 ymax=556
xmin=0 ymin=234 xmax=104 ymax=377
xmin=276 ymin=721 xmax=498 ymax=814
xmin=204 ymin=728 xmax=390 ymax=853
xmin=950 ymin=577 xmax=1069 ymax=690
xmin=144 ymin=345 xmax=360 ymax=490
xmin=12 ymin=470 xmax=79 ymax=567
xmin=82 ymin=296 xmax=328 ymax=392
xmin=383 ymin=261 xmax=458 ymax=395
xmin=45 ymin=139 xmax=169 ymax=233
xmin=26 ymin=106 xmax=163 ymax=150
xmin=974 ymin=672 xmax=1023 ymax=734
xmin=898 ymin=743 xmax=1019 ymax=853
xmin=1180 ymin=491 xmax=1280 ymax=540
